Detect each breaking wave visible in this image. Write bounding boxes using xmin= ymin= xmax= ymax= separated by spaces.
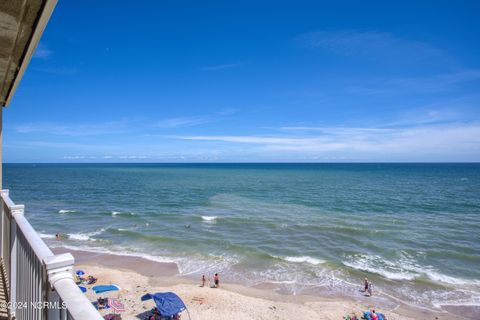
xmin=58 ymin=209 xmax=76 ymax=214
xmin=112 ymin=211 xmax=136 ymax=217
xmin=201 ymin=216 xmax=217 ymax=222
xmin=342 ymin=253 xmax=479 ymax=286
xmin=279 ymin=256 xmax=325 ymax=265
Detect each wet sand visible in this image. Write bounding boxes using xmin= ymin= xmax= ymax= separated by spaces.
xmin=53 ymin=247 xmax=472 ymax=320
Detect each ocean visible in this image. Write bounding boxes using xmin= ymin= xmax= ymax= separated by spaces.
xmin=3 ymin=163 xmax=480 ymax=311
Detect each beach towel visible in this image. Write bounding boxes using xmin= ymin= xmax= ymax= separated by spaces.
xmin=92 ymin=284 xmax=121 ymax=294
xmin=363 ymin=311 xmax=386 ymax=320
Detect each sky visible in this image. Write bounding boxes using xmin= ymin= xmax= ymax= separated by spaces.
xmin=4 ymin=0 xmax=480 ymax=162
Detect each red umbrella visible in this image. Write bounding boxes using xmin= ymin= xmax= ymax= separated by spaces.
xmin=107 ymin=298 xmax=125 ymax=313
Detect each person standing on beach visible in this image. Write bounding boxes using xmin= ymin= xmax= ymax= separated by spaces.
xmin=367 ymin=281 xmax=373 ymax=296
xmin=201 ymin=275 xmax=206 ymax=287
xmin=214 ymin=273 xmax=220 ymax=288
xmin=364 ymin=277 xmax=369 ymax=292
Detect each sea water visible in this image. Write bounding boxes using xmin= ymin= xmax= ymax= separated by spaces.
xmin=4 ymin=163 xmax=480 ymax=310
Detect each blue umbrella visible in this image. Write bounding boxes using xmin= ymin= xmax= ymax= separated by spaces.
xmin=76 ymin=270 xmax=85 ymax=276
xmin=78 ymin=286 xmax=87 ymax=293
xmin=141 ymin=292 xmax=186 ymax=317
xmin=92 ymin=285 xmax=121 ymax=294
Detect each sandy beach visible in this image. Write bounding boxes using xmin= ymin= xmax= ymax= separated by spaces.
xmin=52 ymin=247 xmax=470 ymax=320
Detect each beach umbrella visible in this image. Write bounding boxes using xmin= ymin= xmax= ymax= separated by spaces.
xmin=78 ymin=286 xmax=87 ymax=293
xmin=76 ymin=270 xmax=85 ymax=276
xmin=107 ymin=298 xmax=125 ymax=313
xmin=92 ymin=285 xmax=121 ymax=294
xmin=141 ymin=292 xmax=187 ymax=317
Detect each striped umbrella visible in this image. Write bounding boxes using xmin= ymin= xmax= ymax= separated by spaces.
xmin=107 ymin=298 xmax=125 ymax=313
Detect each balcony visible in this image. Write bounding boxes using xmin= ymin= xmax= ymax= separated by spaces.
xmin=0 ymin=190 xmax=103 ymax=319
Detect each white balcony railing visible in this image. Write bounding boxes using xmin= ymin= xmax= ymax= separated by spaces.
xmin=0 ymin=190 xmax=103 ymax=320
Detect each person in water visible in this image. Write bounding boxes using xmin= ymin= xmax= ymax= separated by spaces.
xmin=201 ymin=275 xmax=206 ymax=287
xmin=213 ymin=273 xmax=219 ymax=288
xmin=364 ymin=277 xmax=369 ymax=292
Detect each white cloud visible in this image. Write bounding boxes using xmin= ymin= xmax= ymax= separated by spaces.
xmin=176 ymin=122 xmax=480 ymax=161
xmin=118 ymin=155 xmax=148 ymax=159
xmin=33 ymin=43 xmax=52 ymax=59
xmin=157 ymin=116 xmax=212 ymax=128
xmin=12 ymin=120 xmax=131 ymax=136
xmin=349 ymin=70 xmax=480 ymax=96
xmin=34 ymin=67 xmax=78 ymax=75
xmin=63 ymin=155 xmax=97 ymax=160
xmin=198 ymin=62 xmax=244 ymax=71
xmin=294 ymin=30 xmax=450 ymax=65
xmin=280 ymin=127 xmax=394 ymax=134
xmin=18 ymin=141 xmax=113 ymax=150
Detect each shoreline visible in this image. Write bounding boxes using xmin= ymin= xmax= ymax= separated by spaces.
xmin=53 ymin=247 xmax=474 ymax=320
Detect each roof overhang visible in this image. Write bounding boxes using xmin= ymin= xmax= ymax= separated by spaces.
xmin=0 ymin=0 xmax=57 ymax=107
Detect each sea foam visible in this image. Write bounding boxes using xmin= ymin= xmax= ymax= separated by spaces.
xmin=48 ymin=244 xmax=176 ymax=265
xmin=281 ymin=256 xmax=325 ymax=265
xmin=68 ymin=233 xmax=91 ymax=241
xmin=67 ymin=228 xmax=106 ymax=242
xmin=112 ymin=211 xmax=136 ymax=217
xmin=58 ymin=209 xmax=76 ymax=214
xmin=38 ymin=232 xmax=56 ymax=239
xmin=201 ymin=216 xmax=217 ymax=221
xmin=342 ymin=253 xmax=479 ymax=285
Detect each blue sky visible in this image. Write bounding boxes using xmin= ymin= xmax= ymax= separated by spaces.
xmin=4 ymin=0 xmax=480 ymax=162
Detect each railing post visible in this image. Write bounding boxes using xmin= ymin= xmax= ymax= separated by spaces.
xmin=44 ymin=253 xmax=75 ymax=285
xmin=45 ymin=253 xmax=74 ymax=320
xmin=44 ymin=253 xmax=103 ymax=320
xmin=47 ymin=289 xmax=62 ymax=320
xmin=9 ymin=204 xmax=24 ymax=320
xmin=0 ymin=189 xmax=8 ymax=260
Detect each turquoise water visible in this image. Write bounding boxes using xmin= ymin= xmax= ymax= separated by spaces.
xmin=4 ymin=163 xmax=480 ymax=310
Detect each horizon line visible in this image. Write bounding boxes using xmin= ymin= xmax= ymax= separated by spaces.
xmin=3 ymin=161 xmax=480 ymax=165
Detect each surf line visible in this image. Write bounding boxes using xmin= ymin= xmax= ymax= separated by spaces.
xmin=332 ymin=275 xmax=447 ymax=314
